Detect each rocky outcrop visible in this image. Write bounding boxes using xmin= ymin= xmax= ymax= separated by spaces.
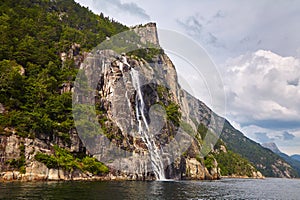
xmin=60 ymin=43 xmax=85 ymax=68
xmin=132 ymin=23 xmax=160 ymax=46
xmin=0 ymin=133 xmax=95 ymax=181
xmin=181 ymin=158 xmax=219 ymax=180
xmin=262 ymin=142 xmax=281 ymax=154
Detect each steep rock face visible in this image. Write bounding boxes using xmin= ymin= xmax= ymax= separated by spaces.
xmin=0 ymin=23 xmax=221 ymax=181
xmin=73 ymin=23 xmax=223 ymax=180
xmin=75 ymin=50 xmax=220 ymax=180
xmin=132 ymin=23 xmax=160 ymax=46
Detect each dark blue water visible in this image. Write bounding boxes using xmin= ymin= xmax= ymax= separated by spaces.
xmin=1 ymin=178 xmax=300 ymax=199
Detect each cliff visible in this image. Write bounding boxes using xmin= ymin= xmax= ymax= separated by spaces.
xmin=0 ymin=22 xmax=222 ymax=181
xmin=0 ymin=0 xmax=294 ymax=181
xmin=72 ymin=25 xmax=222 ymax=180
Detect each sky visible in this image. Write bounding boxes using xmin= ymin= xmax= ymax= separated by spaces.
xmin=75 ymin=0 xmax=300 ymax=155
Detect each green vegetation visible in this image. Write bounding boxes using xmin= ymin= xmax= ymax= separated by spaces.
xmin=220 ymin=120 xmax=298 ymax=177
xmin=214 ymin=150 xmax=255 ymax=177
xmin=1 ymin=0 xmax=293 ymax=179
xmin=156 ymin=85 xmax=169 ymax=99
xmin=35 ymin=145 xmax=108 ymax=175
xmin=276 ymin=152 xmax=300 ymax=177
xmin=156 ymin=85 xmax=181 ymax=127
xmin=128 ymin=48 xmax=164 ymax=63
xmin=197 ymin=123 xmax=208 ymax=139
xmin=204 ymin=154 xmax=215 ymax=171
xmin=0 ymin=0 xmax=127 ymax=139
xmin=81 ymin=157 xmax=109 ymax=175
xmin=165 ymin=102 xmax=181 ymax=127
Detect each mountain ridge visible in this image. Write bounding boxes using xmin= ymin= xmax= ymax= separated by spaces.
xmin=291 ymin=155 xmax=300 ymax=162
xmin=262 ymin=142 xmax=300 ymax=176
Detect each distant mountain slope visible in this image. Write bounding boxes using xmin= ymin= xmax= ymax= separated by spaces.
xmin=262 ymin=143 xmax=300 ymax=176
xmin=220 ymin=121 xmax=297 ymax=178
xmin=291 ymin=155 xmax=300 ymax=162
xmin=261 ymin=142 xmax=281 ymax=154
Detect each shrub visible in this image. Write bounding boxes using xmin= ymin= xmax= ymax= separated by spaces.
xmin=35 ymin=145 xmax=109 ymax=175
xmin=165 ymin=102 xmax=181 ymax=127
xmin=204 ymin=154 xmax=215 ymax=171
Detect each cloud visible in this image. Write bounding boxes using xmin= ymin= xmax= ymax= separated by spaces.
xmin=253 ymin=131 xmax=295 ymax=142
xmin=282 ymin=131 xmax=295 ymax=141
xmin=176 ymin=14 xmax=224 ymax=48
xmin=241 ymin=125 xmax=300 ymax=155
xmin=254 ymin=132 xmax=273 ymax=143
xmin=75 ymin=0 xmax=150 ymax=25
xmin=105 ymin=0 xmax=150 ymax=19
xmin=223 ymin=50 xmax=300 ymax=127
xmin=212 ymin=10 xmax=225 ymax=19
xmin=172 ymin=1 xmax=300 ymax=64
xmin=75 ymin=0 xmax=300 ymax=64
xmin=287 ymin=78 xmax=299 ymax=87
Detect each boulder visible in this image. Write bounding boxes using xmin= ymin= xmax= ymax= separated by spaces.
xmin=48 ymin=169 xmax=59 ymax=181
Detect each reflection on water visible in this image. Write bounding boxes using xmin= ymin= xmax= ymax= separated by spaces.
xmin=1 ymin=178 xmax=300 ymax=199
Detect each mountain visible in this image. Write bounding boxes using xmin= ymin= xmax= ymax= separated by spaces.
xmin=291 ymin=155 xmax=300 ymax=162
xmin=220 ymin=122 xmax=297 ymax=178
xmin=0 ymin=0 xmax=295 ymax=181
xmin=262 ymin=143 xmax=300 ymax=176
xmin=0 ymin=0 xmax=222 ymax=181
xmin=261 ymin=142 xmax=281 ymax=154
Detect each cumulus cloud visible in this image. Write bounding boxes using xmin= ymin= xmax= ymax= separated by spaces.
xmin=223 ymin=50 xmax=300 ymax=127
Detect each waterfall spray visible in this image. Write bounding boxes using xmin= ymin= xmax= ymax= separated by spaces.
xmin=130 ymin=68 xmax=166 ymax=180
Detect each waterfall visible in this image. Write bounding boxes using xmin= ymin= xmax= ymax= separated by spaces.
xmin=130 ymin=68 xmax=166 ymax=180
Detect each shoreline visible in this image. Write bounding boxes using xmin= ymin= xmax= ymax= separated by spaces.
xmin=0 ymin=171 xmax=267 ymax=183
xmin=221 ymin=175 xmax=265 ymax=179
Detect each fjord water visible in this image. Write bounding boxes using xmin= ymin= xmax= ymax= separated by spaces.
xmin=1 ymin=178 xmax=300 ymax=199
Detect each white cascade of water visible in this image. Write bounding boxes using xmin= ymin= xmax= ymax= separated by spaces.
xmin=130 ymin=68 xmax=166 ymax=180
